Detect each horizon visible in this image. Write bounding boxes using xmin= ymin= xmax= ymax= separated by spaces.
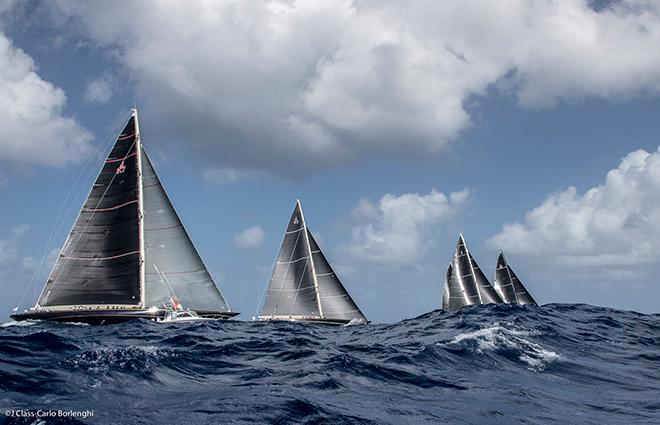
xmin=2 ymin=1 xmax=660 ymax=322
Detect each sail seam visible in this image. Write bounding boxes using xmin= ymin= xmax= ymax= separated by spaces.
xmin=82 ymin=199 xmax=138 ymax=212
xmin=60 ymin=250 xmax=140 ymax=261
xmin=276 ymin=256 xmax=309 ymax=264
xmin=268 ymin=286 xmax=316 ymax=292
xmin=144 ymin=223 xmax=182 ymax=231
xmin=145 ymin=268 xmax=207 ymax=275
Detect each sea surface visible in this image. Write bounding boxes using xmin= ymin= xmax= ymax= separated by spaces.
xmin=1 ymin=304 xmax=659 ymax=425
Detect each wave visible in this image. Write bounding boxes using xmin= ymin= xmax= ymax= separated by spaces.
xmin=1 ymin=304 xmax=659 ymax=424
xmin=445 ymin=321 xmax=560 ymax=371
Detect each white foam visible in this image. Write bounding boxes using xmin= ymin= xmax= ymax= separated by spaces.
xmin=67 ymin=345 xmax=172 ymax=372
xmin=446 ymin=321 xmax=560 ymax=371
xmin=1 ymin=320 xmax=37 ymax=327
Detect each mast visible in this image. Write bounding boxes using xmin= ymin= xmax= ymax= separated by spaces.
xmin=134 ymin=108 xmax=146 ymax=308
xmin=298 ymin=200 xmax=323 ymax=318
xmin=502 ymin=251 xmax=519 ymax=303
xmin=461 ymin=233 xmax=484 ymax=304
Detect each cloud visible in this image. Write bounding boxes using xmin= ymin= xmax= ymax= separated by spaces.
xmin=0 ymin=224 xmax=60 ymax=315
xmin=83 ymin=74 xmax=113 ymax=104
xmin=488 ymin=146 xmax=660 ymax=277
xmin=0 ymin=174 xmax=7 ymax=189
xmin=0 ymin=224 xmax=28 ymax=263
xmin=45 ymin=0 xmax=660 ymax=174
xmin=0 ymin=31 xmax=93 ymax=166
xmin=344 ymin=188 xmax=471 ymax=265
xmin=203 ymin=167 xmax=260 ymax=185
xmin=233 ymin=225 xmax=265 ymax=249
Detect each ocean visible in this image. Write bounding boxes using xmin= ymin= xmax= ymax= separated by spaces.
xmin=1 ymin=304 xmax=659 ymax=424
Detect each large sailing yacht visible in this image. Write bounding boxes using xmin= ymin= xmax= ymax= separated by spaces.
xmin=493 ymin=251 xmax=538 ymax=306
xmin=442 ymin=234 xmax=503 ymax=311
xmin=11 ymin=110 xmax=238 ymax=324
xmin=256 ymin=200 xmax=368 ymax=325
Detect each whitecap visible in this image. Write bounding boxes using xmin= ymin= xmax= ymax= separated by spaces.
xmin=1 ymin=320 xmax=37 ymax=327
xmin=444 ymin=321 xmax=560 ymax=371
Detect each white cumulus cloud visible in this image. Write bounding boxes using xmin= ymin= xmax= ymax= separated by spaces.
xmin=345 ymin=188 xmax=471 ymax=265
xmin=203 ymin=168 xmax=260 ymax=185
xmin=83 ymin=74 xmax=113 ymax=104
xmin=488 ymin=146 xmax=660 ymax=277
xmin=0 ymin=32 xmax=92 ymax=166
xmin=43 ymin=0 xmax=660 ymax=174
xmin=233 ymin=225 xmax=265 ymax=249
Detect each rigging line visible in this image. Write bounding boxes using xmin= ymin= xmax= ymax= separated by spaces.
xmin=270 ymin=227 xmax=302 ymax=319
xmin=153 ymin=264 xmax=178 ymax=306
xmin=16 ymin=111 xmax=130 ymax=310
xmin=254 ymin=252 xmax=277 ymax=320
xmin=47 ymin=129 xmax=139 ymax=303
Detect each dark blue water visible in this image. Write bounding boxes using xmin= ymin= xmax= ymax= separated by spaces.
xmin=1 ymin=304 xmax=659 ymax=425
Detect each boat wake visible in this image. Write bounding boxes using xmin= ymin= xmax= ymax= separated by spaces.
xmin=1 ymin=303 xmax=659 ymax=424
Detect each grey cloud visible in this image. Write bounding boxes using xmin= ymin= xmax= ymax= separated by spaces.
xmin=40 ymin=0 xmax=660 ymax=175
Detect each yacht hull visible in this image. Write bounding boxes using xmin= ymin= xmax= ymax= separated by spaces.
xmin=10 ymin=309 xmax=239 ymax=325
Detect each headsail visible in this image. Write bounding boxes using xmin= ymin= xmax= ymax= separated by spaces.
xmin=494 ymin=252 xmax=537 ymax=306
xmin=442 ymin=234 xmax=502 ymax=311
xmin=308 ymin=230 xmax=367 ymax=322
xmin=141 ymin=147 xmax=231 ymax=313
xmin=259 ymin=200 xmax=367 ymax=323
xmin=38 ymin=115 xmax=142 ymax=307
xmin=469 ymin=252 xmax=502 ymax=304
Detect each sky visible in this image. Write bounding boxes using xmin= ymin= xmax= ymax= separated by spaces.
xmin=1 ymin=0 xmax=660 ymax=322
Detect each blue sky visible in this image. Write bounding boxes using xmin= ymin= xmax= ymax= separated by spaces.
xmin=1 ymin=1 xmax=660 ymax=322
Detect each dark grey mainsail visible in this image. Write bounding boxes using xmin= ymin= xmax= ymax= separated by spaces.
xmin=37 ymin=116 xmax=141 ymax=308
xmin=13 ymin=109 xmax=236 ymax=323
xmin=141 ymin=147 xmax=231 ymax=313
xmin=258 ymin=200 xmax=367 ymax=324
xmin=451 ymin=235 xmax=481 ymax=306
xmin=442 ymin=234 xmax=503 ymax=311
xmin=494 ymin=251 xmax=537 ymax=306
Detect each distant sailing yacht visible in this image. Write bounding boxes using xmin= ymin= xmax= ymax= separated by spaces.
xmin=442 ymin=234 xmax=503 ymax=311
xmin=256 ymin=200 xmax=368 ymax=325
xmin=11 ymin=110 xmax=238 ymax=324
xmin=493 ymin=251 xmax=538 ymax=306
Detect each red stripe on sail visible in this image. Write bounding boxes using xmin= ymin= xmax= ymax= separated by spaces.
xmin=117 ymin=132 xmax=136 ymax=140
xmin=106 ymin=152 xmax=137 ymax=163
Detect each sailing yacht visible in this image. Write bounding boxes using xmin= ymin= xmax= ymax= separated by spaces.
xmin=11 ymin=110 xmax=238 ymax=324
xmin=493 ymin=251 xmax=538 ymax=306
xmin=256 ymin=200 xmax=368 ymax=325
xmin=442 ymin=234 xmax=503 ymax=311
